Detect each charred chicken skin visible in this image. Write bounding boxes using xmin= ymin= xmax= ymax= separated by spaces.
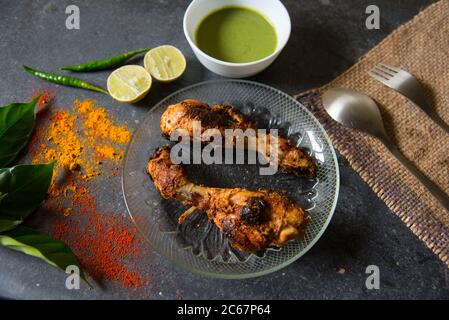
xmin=160 ymin=99 xmax=318 ymax=178
xmin=147 ymin=146 xmax=310 ymax=253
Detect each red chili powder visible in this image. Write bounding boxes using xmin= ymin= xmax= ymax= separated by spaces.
xmin=51 ymin=185 xmax=145 ymax=287
xmin=29 ymin=88 xmax=55 ymax=111
xmin=27 ymin=90 xmax=54 ymax=158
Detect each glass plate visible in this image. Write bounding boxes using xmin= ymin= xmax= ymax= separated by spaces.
xmin=122 ymin=80 xmax=339 ymax=278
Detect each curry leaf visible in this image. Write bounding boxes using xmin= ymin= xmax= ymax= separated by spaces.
xmin=0 ymin=97 xmax=38 ymax=167
xmin=0 ymin=226 xmax=89 ymax=285
xmin=0 ymin=217 xmax=22 ymax=232
xmin=0 ymin=162 xmax=54 ymax=220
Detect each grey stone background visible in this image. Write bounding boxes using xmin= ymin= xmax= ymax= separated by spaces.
xmin=0 ymin=0 xmax=447 ymax=299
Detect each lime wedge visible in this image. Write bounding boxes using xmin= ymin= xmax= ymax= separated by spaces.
xmin=144 ymin=45 xmax=186 ymax=82
xmin=107 ymin=65 xmax=152 ymax=103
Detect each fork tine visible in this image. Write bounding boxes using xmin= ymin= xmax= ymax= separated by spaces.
xmin=381 ymin=63 xmax=416 ymax=79
xmin=378 ymin=63 xmax=400 ymax=73
xmin=368 ymin=69 xmax=392 ymax=83
xmin=371 ymin=66 xmax=394 ymax=79
xmin=375 ymin=64 xmax=397 ymax=77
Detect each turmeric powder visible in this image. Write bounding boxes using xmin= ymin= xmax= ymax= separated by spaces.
xmin=31 ymin=98 xmax=131 ymax=196
xmin=75 ymin=99 xmax=131 ymax=144
xmin=36 ymin=110 xmax=91 ymax=176
xmin=94 ymin=145 xmax=123 ymax=160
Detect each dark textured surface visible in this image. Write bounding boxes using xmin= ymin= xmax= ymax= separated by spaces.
xmin=0 ymin=0 xmax=447 ymax=299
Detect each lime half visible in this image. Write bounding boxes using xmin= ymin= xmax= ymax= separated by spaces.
xmin=144 ymin=45 xmax=186 ymax=82
xmin=107 ymin=65 xmax=152 ymax=103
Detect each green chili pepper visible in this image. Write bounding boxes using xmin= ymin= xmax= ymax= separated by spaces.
xmin=23 ymin=65 xmax=109 ymax=95
xmin=59 ymin=48 xmax=150 ymax=72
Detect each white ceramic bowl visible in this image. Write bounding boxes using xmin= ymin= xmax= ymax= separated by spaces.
xmin=183 ymin=0 xmax=291 ymax=78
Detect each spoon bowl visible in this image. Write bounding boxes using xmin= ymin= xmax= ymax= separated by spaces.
xmin=322 ymin=88 xmax=387 ymax=140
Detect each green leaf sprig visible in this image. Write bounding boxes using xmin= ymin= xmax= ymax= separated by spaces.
xmin=0 ymin=226 xmax=88 ymax=283
xmin=0 ymin=163 xmax=54 ymax=219
xmin=0 ymin=97 xmax=38 ymax=167
xmin=0 ymin=98 xmax=89 ymax=286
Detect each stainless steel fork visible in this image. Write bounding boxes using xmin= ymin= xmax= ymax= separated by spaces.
xmin=368 ymin=63 xmax=449 ymax=134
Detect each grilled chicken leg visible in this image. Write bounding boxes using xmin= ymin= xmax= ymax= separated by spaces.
xmin=160 ymin=99 xmax=318 ymax=178
xmin=147 ymin=146 xmax=309 ymax=253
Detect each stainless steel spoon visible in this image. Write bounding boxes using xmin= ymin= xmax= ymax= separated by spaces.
xmin=322 ymin=88 xmax=449 ymax=211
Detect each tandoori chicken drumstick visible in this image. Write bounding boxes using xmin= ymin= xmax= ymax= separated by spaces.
xmin=147 ymin=146 xmax=310 ymax=253
xmin=160 ymin=99 xmax=318 ymax=178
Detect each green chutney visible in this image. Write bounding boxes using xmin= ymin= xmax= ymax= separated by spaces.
xmin=195 ymin=6 xmax=277 ymax=63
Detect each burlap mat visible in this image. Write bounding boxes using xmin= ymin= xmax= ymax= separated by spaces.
xmin=295 ymin=0 xmax=449 ymax=267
